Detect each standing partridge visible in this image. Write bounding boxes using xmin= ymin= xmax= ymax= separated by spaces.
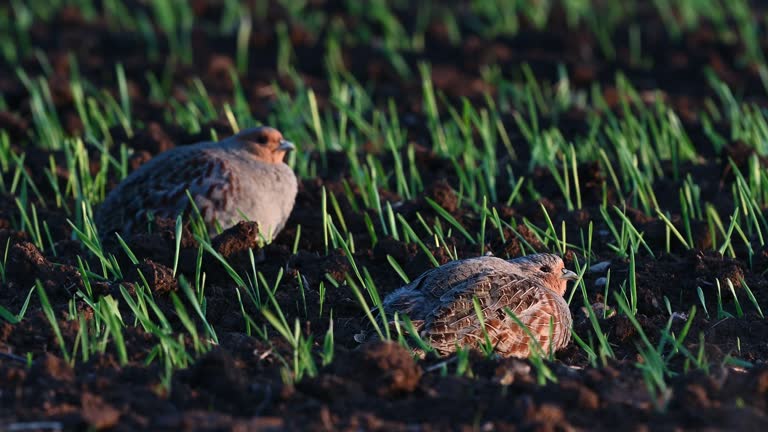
xmin=96 ymin=126 xmax=298 ymax=241
xmin=382 ymin=253 xmax=578 ymax=358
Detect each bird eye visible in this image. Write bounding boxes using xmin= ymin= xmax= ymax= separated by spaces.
xmin=540 ymin=265 xmax=552 ymax=273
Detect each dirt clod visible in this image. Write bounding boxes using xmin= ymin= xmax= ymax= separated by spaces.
xmin=81 ymin=392 xmax=121 ymax=429
xmin=425 ymin=179 xmax=458 ymax=213
xmin=128 ymin=259 xmax=178 ymax=294
xmin=212 ymin=221 xmax=261 ymax=258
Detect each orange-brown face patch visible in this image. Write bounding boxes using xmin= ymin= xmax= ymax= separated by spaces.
xmin=236 ymin=127 xmax=291 ymax=164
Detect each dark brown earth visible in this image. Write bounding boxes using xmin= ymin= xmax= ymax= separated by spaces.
xmin=3 ymin=1 xmax=768 ymax=431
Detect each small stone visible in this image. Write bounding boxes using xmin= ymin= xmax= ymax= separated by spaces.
xmin=589 ymin=261 xmax=611 ymax=273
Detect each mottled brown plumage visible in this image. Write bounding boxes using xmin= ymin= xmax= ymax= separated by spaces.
xmin=96 ymin=126 xmax=297 ymax=241
xmin=382 ymin=254 xmax=578 ymax=358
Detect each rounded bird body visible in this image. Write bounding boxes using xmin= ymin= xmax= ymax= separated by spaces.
xmin=97 ymin=126 xmax=297 ymax=241
xmin=382 ymin=254 xmax=577 ymax=358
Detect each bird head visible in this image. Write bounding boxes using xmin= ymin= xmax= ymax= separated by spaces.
xmin=508 ymin=253 xmax=578 ymax=296
xmin=234 ymin=126 xmax=295 ymax=163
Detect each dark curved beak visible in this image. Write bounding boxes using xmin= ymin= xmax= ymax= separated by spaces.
xmin=560 ymin=269 xmax=579 ymax=281
xmin=278 ymin=139 xmax=295 ymax=151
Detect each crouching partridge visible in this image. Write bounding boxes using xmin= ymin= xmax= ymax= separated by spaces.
xmin=382 ymin=253 xmax=578 ymax=358
xmin=96 ymin=126 xmax=298 ymax=241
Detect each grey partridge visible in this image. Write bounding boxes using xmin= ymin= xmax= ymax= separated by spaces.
xmin=96 ymin=126 xmax=297 ymax=241
xmin=382 ymin=253 xmax=578 ymax=358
